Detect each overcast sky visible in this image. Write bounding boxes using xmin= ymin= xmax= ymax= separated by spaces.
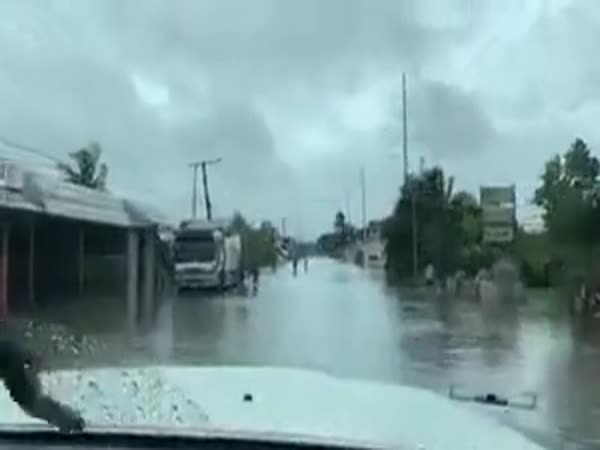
xmin=0 ymin=0 xmax=596 ymax=237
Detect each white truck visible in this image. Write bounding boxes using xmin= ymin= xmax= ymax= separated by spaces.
xmin=173 ymin=218 xmax=243 ymax=291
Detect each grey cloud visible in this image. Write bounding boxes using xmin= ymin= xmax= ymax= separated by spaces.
xmin=176 ymin=101 xmax=276 ymax=159
xmin=0 ymin=52 xmax=171 ymax=187
xmin=84 ymin=0 xmax=460 ymax=96
xmin=410 ymin=80 xmax=496 ymax=156
xmin=0 ymin=0 xmax=522 ymax=234
xmin=479 ymin=1 xmax=600 ymax=119
xmin=539 ymin=3 xmax=600 ymax=109
xmin=171 ymin=100 xmax=299 ymax=221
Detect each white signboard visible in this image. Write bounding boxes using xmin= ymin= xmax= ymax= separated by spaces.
xmin=480 ymin=186 xmax=515 ymax=205
xmin=483 ymin=225 xmax=514 ymax=244
xmin=482 ymin=206 xmax=515 ymax=224
xmin=481 ymin=185 xmax=516 ymax=243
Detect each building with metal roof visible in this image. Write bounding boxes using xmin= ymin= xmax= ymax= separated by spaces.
xmin=0 ymin=159 xmax=172 ymax=338
xmin=0 ymin=160 xmax=169 ymax=228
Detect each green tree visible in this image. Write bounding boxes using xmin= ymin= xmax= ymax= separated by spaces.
xmin=231 ymin=211 xmax=278 ymax=269
xmin=57 ymin=141 xmax=108 ymax=190
xmin=333 ymin=210 xmax=356 ymax=245
xmin=450 ymin=191 xmax=482 ymax=246
xmin=334 ymin=211 xmax=346 ymax=233
xmin=514 ymin=228 xmax=556 ymax=287
xmin=532 ymin=137 xmax=600 ymax=289
xmin=231 ymin=211 xmax=249 ymax=234
xmin=384 ymin=166 xmax=483 ymax=280
xmin=534 ymin=138 xmax=600 ymax=245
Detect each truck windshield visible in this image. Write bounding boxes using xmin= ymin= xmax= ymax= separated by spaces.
xmin=174 ymin=232 xmax=217 ymax=263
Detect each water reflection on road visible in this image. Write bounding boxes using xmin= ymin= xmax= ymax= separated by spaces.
xmin=156 ymin=258 xmax=600 ymax=448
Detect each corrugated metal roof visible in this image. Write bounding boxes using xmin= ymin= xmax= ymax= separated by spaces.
xmin=123 ymin=199 xmax=174 ymax=228
xmin=29 ymin=172 xmax=132 ymax=226
xmin=0 ymin=188 xmax=42 ymax=212
xmin=0 ymin=161 xmax=169 ymax=229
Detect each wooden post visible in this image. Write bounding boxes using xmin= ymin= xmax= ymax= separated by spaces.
xmin=28 ymin=220 xmax=35 ymax=308
xmin=142 ymin=229 xmax=155 ymax=329
xmin=0 ymin=224 xmax=9 ymax=320
xmin=78 ymin=227 xmax=85 ymax=297
xmin=127 ymin=230 xmax=140 ymax=339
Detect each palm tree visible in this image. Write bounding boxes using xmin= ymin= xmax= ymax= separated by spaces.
xmin=57 ymin=141 xmax=108 ymax=190
xmin=334 ymin=211 xmax=346 ymax=234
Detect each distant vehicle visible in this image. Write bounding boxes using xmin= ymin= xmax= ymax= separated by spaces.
xmin=173 ymin=218 xmax=243 ymax=291
xmin=360 ymin=223 xmax=386 ymax=270
xmin=363 ymin=240 xmax=386 ymax=270
xmin=158 ymin=225 xmax=176 ymax=244
xmin=157 ymin=225 xmax=176 ymax=259
xmin=276 ymin=236 xmax=292 ymax=260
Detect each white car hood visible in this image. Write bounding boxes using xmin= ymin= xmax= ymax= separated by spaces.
xmin=0 ymin=366 xmax=544 ymax=449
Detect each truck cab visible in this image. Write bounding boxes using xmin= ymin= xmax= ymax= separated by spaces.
xmin=173 ymin=219 xmax=242 ymax=291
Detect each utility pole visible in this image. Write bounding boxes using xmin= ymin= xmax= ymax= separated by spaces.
xmin=403 ymin=72 xmax=418 ymax=281
xmin=360 ymin=165 xmax=367 ymax=241
xmin=281 ymin=217 xmax=287 ymax=236
xmin=344 ymin=187 xmax=352 ymax=223
xmin=189 ymin=162 xmax=200 ymax=218
xmin=201 ymin=158 xmax=221 ymax=221
xmin=402 ymin=72 xmax=409 ymax=185
xmin=189 ymin=157 xmax=221 ymax=221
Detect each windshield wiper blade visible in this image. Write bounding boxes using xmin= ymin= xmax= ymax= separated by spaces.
xmin=0 ymin=339 xmax=85 ymax=432
xmin=448 ymin=385 xmax=538 ymax=410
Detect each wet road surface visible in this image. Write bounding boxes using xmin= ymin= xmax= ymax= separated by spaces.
xmin=31 ymin=257 xmax=600 ymax=448
xmin=154 ymin=258 xmax=600 ymax=448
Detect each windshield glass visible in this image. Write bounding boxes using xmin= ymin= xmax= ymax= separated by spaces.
xmin=2 ymin=1 xmax=600 ymax=449
xmin=174 ymin=238 xmax=217 ymax=263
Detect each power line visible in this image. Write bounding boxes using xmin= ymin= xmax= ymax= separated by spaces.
xmin=402 ymin=72 xmax=409 ymax=184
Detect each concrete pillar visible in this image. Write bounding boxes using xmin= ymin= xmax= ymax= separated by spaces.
xmin=78 ymin=228 xmax=85 ymax=297
xmin=28 ymin=220 xmax=35 ymax=308
xmin=127 ymin=229 xmax=140 ymax=338
xmin=152 ymin=295 xmax=173 ymax=361
xmin=0 ymin=224 xmax=9 ymax=320
xmin=142 ymin=229 xmax=155 ymax=329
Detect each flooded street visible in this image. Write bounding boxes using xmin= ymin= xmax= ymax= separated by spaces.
xmin=30 ymin=257 xmax=600 ymax=448
xmin=147 ymin=258 xmax=599 ymax=448
xmin=4 ymin=2 xmax=600 ymax=448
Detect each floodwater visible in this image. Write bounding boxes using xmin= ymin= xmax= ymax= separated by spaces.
xmin=33 ymin=257 xmax=600 ymax=448
xmin=164 ymin=258 xmax=600 ymax=448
